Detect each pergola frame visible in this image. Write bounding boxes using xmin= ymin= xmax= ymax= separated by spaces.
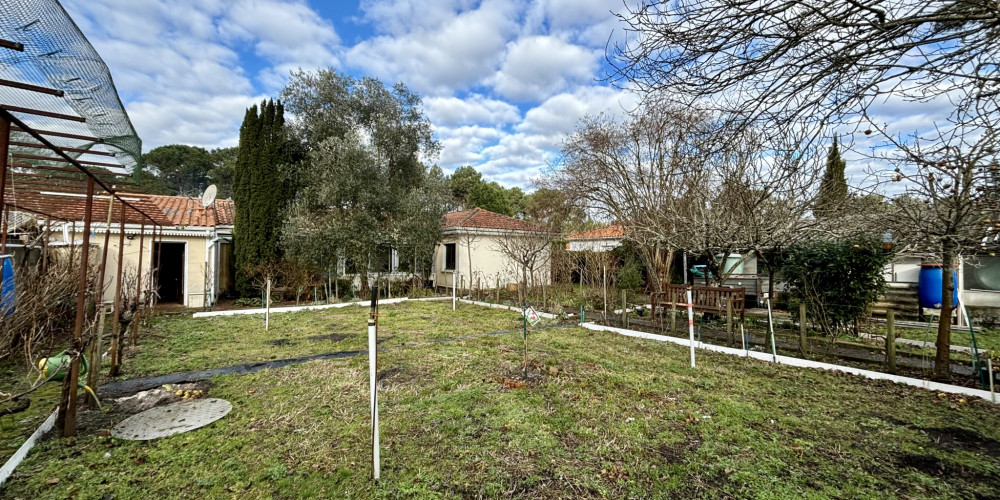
xmin=1 ymin=33 xmax=163 ymax=436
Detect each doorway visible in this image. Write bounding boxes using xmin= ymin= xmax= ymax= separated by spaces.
xmin=154 ymin=242 xmax=185 ymax=303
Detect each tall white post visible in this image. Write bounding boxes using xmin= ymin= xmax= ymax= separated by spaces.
xmin=368 ymin=302 xmax=380 ymax=480
xmin=265 ymin=278 xmax=271 ymax=331
xmin=687 ymin=289 xmax=695 ymax=368
xmin=766 ymin=295 xmax=777 ymax=362
xmin=603 ymin=266 xmax=608 ymax=320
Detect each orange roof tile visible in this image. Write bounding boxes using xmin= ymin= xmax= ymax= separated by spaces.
xmin=3 ymin=188 xmax=233 ymax=228
xmin=566 ymin=224 xmax=624 ymax=240
xmin=442 ymin=208 xmax=542 ymax=232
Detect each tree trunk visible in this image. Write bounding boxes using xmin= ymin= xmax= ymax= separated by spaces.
xmin=935 ymin=242 xmax=955 ymax=381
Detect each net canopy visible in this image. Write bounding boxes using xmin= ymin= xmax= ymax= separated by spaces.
xmin=0 ymin=0 xmax=141 ymax=174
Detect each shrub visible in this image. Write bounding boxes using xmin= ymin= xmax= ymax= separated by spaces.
xmin=781 ymin=235 xmax=893 ymax=336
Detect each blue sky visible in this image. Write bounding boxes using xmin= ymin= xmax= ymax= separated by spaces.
xmin=60 ymin=0 xmax=641 ymax=189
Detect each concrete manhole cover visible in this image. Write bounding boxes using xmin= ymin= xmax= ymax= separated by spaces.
xmin=111 ymin=398 xmax=233 ymax=440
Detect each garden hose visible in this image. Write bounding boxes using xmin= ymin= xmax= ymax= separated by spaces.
xmin=37 ymin=352 xmax=101 ymax=408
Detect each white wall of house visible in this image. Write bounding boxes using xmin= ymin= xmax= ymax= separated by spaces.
xmin=567 ymin=239 xmax=621 ymax=252
xmin=431 ymin=231 xmax=551 ymax=290
xmin=60 ymin=224 xmax=226 ymax=308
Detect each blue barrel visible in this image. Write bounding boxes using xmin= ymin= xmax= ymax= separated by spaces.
xmin=918 ymin=264 xmax=958 ymax=309
xmin=0 ymin=255 xmax=14 ymax=317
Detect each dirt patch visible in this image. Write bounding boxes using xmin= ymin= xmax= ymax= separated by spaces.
xmin=877 ymin=414 xmax=1000 ymax=456
xmin=113 ymin=381 xmax=214 ymax=415
xmin=656 ymin=432 xmax=701 ymax=465
xmin=267 ymin=338 xmax=293 ymax=346
xmin=898 ymin=453 xmax=946 ymax=475
xmin=306 ymin=333 xmax=351 ymax=343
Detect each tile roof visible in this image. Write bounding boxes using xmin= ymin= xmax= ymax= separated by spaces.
xmin=566 ymin=224 xmax=625 ymax=240
xmin=2 ymin=188 xmax=234 ymax=228
xmin=442 ymin=208 xmax=543 ymax=232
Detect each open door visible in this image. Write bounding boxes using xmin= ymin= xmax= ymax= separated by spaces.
xmin=153 ymin=242 xmax=185 ymax=304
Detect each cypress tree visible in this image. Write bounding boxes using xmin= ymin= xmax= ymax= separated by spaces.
xmin=815 ymin=136 xmax=848 ymax=217
xmin=234 ymin=99 xmax=289 ymax=297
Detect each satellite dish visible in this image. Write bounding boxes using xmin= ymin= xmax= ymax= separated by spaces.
xmin=201 ymin=185 xmax=217 ymax=207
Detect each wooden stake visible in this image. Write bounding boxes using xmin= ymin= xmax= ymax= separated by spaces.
xmin=887 ymin=310 xmax=896 ymax=374
xmin=726 ymin=298 xmax=734 ymax=346
xmin=799 ymin=302 xmax=808 ymax=357
xmin=265 ymin=277 xmax=271 ymax=331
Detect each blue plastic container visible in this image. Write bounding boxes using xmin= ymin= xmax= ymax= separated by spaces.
xmin=918 ymin=263 xmax=958 ymax=309
xmin=0 ymin=255 xmax=14 ymax=317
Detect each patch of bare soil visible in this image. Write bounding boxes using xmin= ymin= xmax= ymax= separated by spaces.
xmin=112 ymin=381 xmax=214 ymax=415
xmin=306 ymin=333 xmax=352 ymax=343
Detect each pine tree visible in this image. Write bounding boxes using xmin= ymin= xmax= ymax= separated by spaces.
xmin=234 ymin=99 xmax=289 ymax=296
xmin=815 ymin=136 xmax=848 ymax=217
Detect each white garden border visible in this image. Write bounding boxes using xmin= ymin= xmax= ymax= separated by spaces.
xmin=457 ymin=299 xmax=559 ymax=319
xmin=581 ymin=322 xmax=998 ymax=404
xmin=192 ymin=297 xmax=415 ymax=318
xmin=0 ymin=409 xmax=56 ymax=485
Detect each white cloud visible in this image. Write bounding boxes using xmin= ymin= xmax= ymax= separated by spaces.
xmin=492 ymin=36 xmax=599 ymax=102
xmin=218 ymin=0 xmax=341 ymax=71
xmin=346 ymin=0 xmax=520 ymax=95
xmin=423 ymin=94 xmax=520 ymax=127
xmin=518 ymin=86 xmax=637 ymax=138
xmin=434 ymin=125 xmax=505 ymax=167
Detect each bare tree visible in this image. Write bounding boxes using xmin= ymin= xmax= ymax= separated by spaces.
xmin=549 ymin=102 xmax=827 ymax=289
xmin=609 ymin=0 xmax=998 ymax=142
xmin=608 ymin=0 xmax=999 ymax=380
xmin=494 ymin=227 xmax=553 ymax=306
xmin=874 ymin=112 xmax=1000 ymax=379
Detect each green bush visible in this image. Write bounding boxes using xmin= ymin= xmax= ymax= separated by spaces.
xmin=781 ymin=235 xmax=893 ymax=336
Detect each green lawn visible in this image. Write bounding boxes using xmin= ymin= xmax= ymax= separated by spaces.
xmin=3 ymin=300 xmax=1000 ymax=499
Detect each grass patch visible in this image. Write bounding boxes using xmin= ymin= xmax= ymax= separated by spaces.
xmin=3 ymin=301 xmax=1000 ymax=498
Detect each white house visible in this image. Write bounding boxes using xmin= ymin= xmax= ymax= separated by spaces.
xmin=431 ymin=208 xmax=551 ymax=291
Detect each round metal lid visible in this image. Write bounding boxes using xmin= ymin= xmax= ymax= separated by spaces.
xmin=111 ymin=398 xmax=232 ymax=441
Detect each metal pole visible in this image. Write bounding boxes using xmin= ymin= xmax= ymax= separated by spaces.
xmin=131 ymin=221 xmax=144 ymax=346
xmin=0 ymin=116 xmax=8 ymax=229
xmin=265 ymin=278 xmax=271 ymax=331
xmin=368 ymin=286 xmax=380 ymax=481
xmin=766 ymin=295 xmax=777 ymax=362
xmin=603 ymin=265 xmax=607 ymax=322
xmin=109 ymin=202 xmax=126 ymax=376
xmin=60 ymin=176 xmax=94 ymax=437
xmin=988 ymin=357 xmax=995 ymax=403
xmin=687 ymin=289 xmax=695 ymax=368
xmin=0 ymin=205 xmax=8 ymax=254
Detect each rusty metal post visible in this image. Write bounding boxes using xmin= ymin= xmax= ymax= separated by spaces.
xmin=109 ymin=202 xmax=126 ymax=376
xmin=131 ymin=221 xmax=144 ymax=346
xmin=0 ymin=205 xmax=9 ymax=253
xmin=58 ymin=176 xmax=94 ymax=437
xmin=87 ymin=195 xmax=114 ymax=398
xmin=154 ymin=225 xmax=162 ymax=310
xmin=0 ymin=116 xmax=8 ymax=249
xmin=41 ymin=216 xmax=49 ymax=273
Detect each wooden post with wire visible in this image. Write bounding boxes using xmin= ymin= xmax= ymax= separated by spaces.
xmin=887 ymin=311 xmax=897 ymax=374
xmin=131 ymin=222 xmax=144 ymax=346
xmin=109 ymin=203 xmax=126 ymax=376
xmin=58 ymin=177 xmax=95 ymax=437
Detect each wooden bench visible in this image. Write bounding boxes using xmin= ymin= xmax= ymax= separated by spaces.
xmin=650 ymin=284 xmax=746 ymax=323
